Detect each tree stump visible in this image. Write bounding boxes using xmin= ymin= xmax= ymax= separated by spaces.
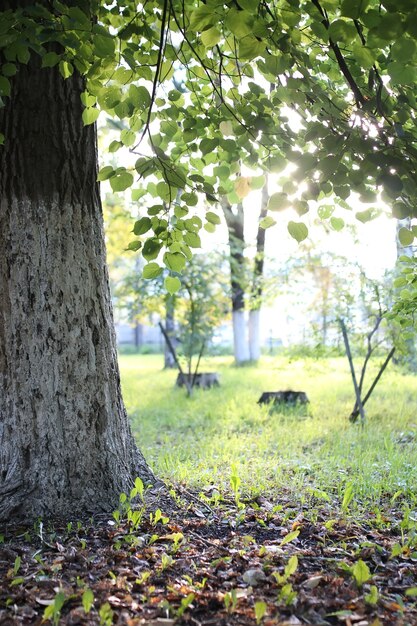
xmin=176 ymin=372 xmax=220 ymax=389
xmin=258 ymin=390 xmax=309 ymax=406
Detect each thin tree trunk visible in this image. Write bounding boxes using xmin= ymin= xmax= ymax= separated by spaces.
xmin=0 ymin=46 xmax=154 ymax=522
xmin=222 ymin=201 xmax=250 ymax=364
xmin=164 ymin=295 xmax=176 ymax=368
xmin=249 ymin=182 xmax=269 ymax=361
xmin=134 ymin=322 xmax=143 ymax=349
xmin=395 ymin=218 xmax=417 ymax=371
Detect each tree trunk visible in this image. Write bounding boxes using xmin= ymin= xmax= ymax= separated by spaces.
xmin=0 ymin=49 xmax=154 ymax=522
xmin=222 ymin=201 xmax=250 ymax=364
xmin=249 ymin=182 xmax=269 ymax=361
xmin=134 ymin=322 xmax=143 ymax=349
xmin=395 ymin=218 xmax=417 ymax=371
xmin=164 ymin=296 xmax=176 ymax=369
xmin=248 ymin=309 xmax=261 ymax=361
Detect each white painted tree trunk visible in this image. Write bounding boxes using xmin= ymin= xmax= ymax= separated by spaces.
xmin=0 ymin=46 xmax=154 ymax=522
xmin=232 ymin=311 xmax=250 ymax=364
xmin=249 ymin=309 xmax=261 ymax=361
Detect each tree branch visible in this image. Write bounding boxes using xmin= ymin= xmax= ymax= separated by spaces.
xmin=311 ymin=0 xmax=366 ymax=107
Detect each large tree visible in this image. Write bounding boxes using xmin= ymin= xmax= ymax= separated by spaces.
xmin=0 ymin=2 xmax=154 ymax=522
xmin=1 ymin=0 xmax=417 ymax=521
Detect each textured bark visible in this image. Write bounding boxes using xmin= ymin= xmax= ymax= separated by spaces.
xmin=222 ymin=202 xmax=250 ymax=364
xmin=0 ymin=48 xmax=154 ymax=522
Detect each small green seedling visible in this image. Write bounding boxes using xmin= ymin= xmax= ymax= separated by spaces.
xmin=351 ymin=559 xmax=371 ymax=587
xmin=42 ymin=591 xmax=66 ymax=626
xmin=365 ymin=585 xmax=379 ymax=605
xmin=230 ymin=464 xmax=243 ymax=509
xmin=254 ymin=600 xmax=267 ymax=624
xmin=341 ymin=482 xmax=354 ymax=513
xmin=176 ymin=593 xmax=195 ymax=618
xmin=82 ymin=588 xmax=94 ymax=613
xmin=279 ymin=530 xmax=300 ymax=547
xmin=224 ymin=589 xmax=238 ymax=614
xmin=273 ymin=555 xmax=299 ymax=606
xmin=99 ymin=602 xmax=113 ymax=626
xmin=160 ymin=552 xmax=174 ymax=570
xmin=150 ymin=508 xmax=169 ymax=526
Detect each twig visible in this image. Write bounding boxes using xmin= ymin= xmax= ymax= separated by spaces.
xmin=339 ymin=318 xmax=366 ymax=424
xmin=350 ymin=347 xmax=396 ymax=422
xmin=192 ymin=340 xmax=206 ymax=389
xmin=158 ymin=321 xmax=192 ymax=395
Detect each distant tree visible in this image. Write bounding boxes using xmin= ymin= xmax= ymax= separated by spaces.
xmin=175 ymin=253 xmax=229 ymax=378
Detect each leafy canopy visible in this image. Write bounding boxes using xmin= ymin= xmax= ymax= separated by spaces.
xmin=2 ymin=0 xmax=417 ymax=281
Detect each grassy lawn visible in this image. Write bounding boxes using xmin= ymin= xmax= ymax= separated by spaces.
xmin=120 ymin=353 xmax=417 ymax=512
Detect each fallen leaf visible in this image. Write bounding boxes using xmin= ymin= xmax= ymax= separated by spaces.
xmin=303 ymin=575 xmax=324 ymax=589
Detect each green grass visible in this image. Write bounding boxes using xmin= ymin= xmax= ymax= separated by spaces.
xmin=120 ymin=353 xmax=417 ymax=510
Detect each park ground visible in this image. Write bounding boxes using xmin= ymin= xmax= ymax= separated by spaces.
xmin=1 ymin=354 xmax=417 ymax=625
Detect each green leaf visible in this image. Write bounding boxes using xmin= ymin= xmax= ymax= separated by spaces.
xmin=129 ymin=85 xmax=151 ymax=110
xmin=59 ymin=60 xmax=73 ymax=79
xmin=391 ymin=37 xmax=417 ymax=62
xmin=405 ymin=587 xmax=417 ymax=597
xmin=225 ymin=9 xmax=253 ymax=38
xmin=379 ymin=174 xmax=403 ymax=196
xmin=121 ymin=129 xmax=136 ymax=146
xmin=287 ymin=221 xmax=308 ymax=243
xmin=341 ymin=482 xmax=354 ymax=511
xmin=267 ymin=192 xmax=290 ymax=211
xmin=351 ymin=44 xmax=375 ymax=69
xmin=351 ymin=559 xmax=371 ymax=586
xmin=131 ymin=188 xmax=147 ymax=201
xmin=41 ymin=51 xmax=60 ymax=68
xmin=285 ymin=555 xmax=298 ymax=577
xmin=133 ymin=217 xmax=152 ymax=236
xmin=355 ymin=209 xmax=374 ymax=223
xmin=341 ymin=0 xmax=371 ymax=19
xmin=279 ymin=530 xmax=300 ymax=546
xmin=143 ymin=238 xmax=162 ymax=261
xmin=365 ymin=585 xmax=378 ymax=605
xmin=126 ymin=240 xmax=142 ymax=252
xmin=94 ymin=33 xmax=115 ymax=58
xmin=1 ymin=62 xmax=16 ymax=76
xmin=110 ymin=171 xmax=134 ymax=192
xmin=143 ymin=262 xmax=163 ymax=279
xmin=97 ymin=166 xmax=114 ymax=181
xmin=16 ymin=45 xmax=30 ymax=64
xmin=164 ymin=252 xmax=186 ymax=272
xmin=260 ymin=216 xmax=276 ymax=229
xmin=0 ymin=76 xmax=11 ymax=97
xmin=254 ymin=600 xmax=267 ymax=625
xmin=82 ymin=588 xmax=94 ymax=613
xmin=330 ymin=217 xmax=345 ymax=231
xmin=398 ymin=227 xmax=414 ymax=247
xmin=190 ymin=5 xmax=216 ymax=31
xmin=183 ymin=231 xmax=201 ymax=248
xmin=163 ymin=165 xmax=187 ymax=189
xmin=82 ymin=107 xmax=100 ymax=126
xmin=328 ymin=19 xmax=357 ymax=43
xmin=206 ymin=211 xmax=221 ymax=225
xmin=250 ymin=175 xmax=266 ymax=190
xmin=239 ymin=36 xmax=265 ymax=60
xmin=164 ymin=276 xmax=181 ymax=295
xmin=201 ymin=26 xmax=221 ymax=48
